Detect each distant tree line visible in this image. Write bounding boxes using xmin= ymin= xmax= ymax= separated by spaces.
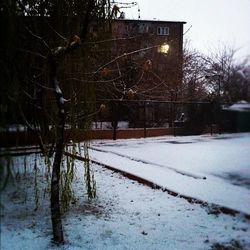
xmin=182 ymin=41 xmax=250 ymax=104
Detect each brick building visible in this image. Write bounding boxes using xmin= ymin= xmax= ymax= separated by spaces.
xmin=0 ymin=16 xmax=186 ymax=128
xmin=108 ymin=18 xmax=186 ymax=101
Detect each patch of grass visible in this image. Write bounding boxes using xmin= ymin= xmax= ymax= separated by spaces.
xmin=206 ymin=204 xmax=222 ymax=216
xmin=211 ymin=239 xmax=244 ymax=250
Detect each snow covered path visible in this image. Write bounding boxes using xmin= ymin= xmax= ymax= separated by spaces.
xmin=1 ymin=155 xmax=250 ymax=250
xmin=88 ymin=133 xmax=250 ymax=216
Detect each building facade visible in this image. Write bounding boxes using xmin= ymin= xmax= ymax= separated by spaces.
xmin=109 ymin=19 xmax=186 ymax=101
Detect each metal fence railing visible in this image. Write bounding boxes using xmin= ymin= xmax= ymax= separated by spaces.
xmin=2 ymin=99 xmax=247 ymax=146
xmin=92 ymin=99 xmax=220 ymax=137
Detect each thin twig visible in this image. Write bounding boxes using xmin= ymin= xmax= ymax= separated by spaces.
xmin=85 ymin=34 xmax=144 ymax=45
xmin=45 ymin=20 xmax=67 ymax=41
xmin=183 ymin=25 xmax=192 ymax=36
xmin=94 ymin=44 xmax=160 ymax=75
xmin=25 ymin=26 xmax=50 ymax=50
xmin=19 ymin=49 xmax=46 ymax=59
xmin=18 ymin=105 xmax=47 ymax=155
xmin=62 ymin=75 xmax=123 ymax=84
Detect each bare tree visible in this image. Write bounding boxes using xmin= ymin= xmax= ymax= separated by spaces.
xmin=1 ymin=0 xmax=116 ymax=244
xmin=181 ymin=42 xmax=250 ymax=104
xmin=2 ymin=0 xmax=174 ymax=244
xmin=182 ymin=40 xmax=208 ymax=101
xmin=203 ymin=44 xmax=250 ymax=103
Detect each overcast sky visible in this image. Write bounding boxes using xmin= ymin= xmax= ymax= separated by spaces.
xmin=120 ymin=0 xmax=250 ymax=61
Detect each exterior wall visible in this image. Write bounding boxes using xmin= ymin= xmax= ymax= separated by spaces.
xmin=0 ymin=128 xmax=186 ymax=147
xmin=110 ymin=19 xmax=185 ymax=101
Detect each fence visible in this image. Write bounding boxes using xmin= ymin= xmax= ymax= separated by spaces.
xmin=92 ymin=99 xmax=220 ymax=139
xmin=1 ymin=99 xmax=225 ymax=147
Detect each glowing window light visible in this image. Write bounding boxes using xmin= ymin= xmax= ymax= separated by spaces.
xmin=158 ymin=43 xmax=169 ymax=54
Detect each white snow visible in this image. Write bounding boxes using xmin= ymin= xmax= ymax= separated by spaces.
xmin=89 ymin=133 xmax=250 ymax=215
xmin=1 ymin=133 xmax=250 ymax=249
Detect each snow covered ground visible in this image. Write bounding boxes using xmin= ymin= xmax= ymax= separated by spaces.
xmin=89 ymin=133 xmax=250 ymax=216
xmin=1 ymin=133 xmax=250 ymax=249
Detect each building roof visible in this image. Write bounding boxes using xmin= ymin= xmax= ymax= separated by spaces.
xmin=223 ymin=101 xmax=250 ymax=112
xmin=114 ymin=18 xmax=186 ymax=24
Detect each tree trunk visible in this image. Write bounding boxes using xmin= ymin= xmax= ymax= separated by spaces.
xmin=47 ymin=1 xmax=96 ymax=243
xmin=48 ymin=54 xmax=65 ymax=244
xmin=50 ymin=121 xmax=65 ymax=244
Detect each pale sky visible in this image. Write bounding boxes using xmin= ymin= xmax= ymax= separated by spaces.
xmin=120 ymin=0 xmax=250 ymax=61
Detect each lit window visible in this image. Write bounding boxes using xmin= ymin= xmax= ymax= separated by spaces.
xmin=157 ymin=26 xmax=169 ymax=36
xmin=158 ymin=43 xmax=170 ymax=54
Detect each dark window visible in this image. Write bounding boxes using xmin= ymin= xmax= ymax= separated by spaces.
xmin=157 ymin=26 xmax=169 ymax=35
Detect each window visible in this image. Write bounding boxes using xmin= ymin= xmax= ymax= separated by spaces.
xmin=139 ymin=23 xmax=150 ymax=33
xmin=157 ymin=26 xmax=169 ymax=36
xmin=157 ymin=43 xmax=170 ymax=54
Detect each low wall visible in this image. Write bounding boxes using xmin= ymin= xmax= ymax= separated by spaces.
xmin=68 ymin=127 xmax=185 ymax=141
xmin=0 ymin=127 xmax=185 ymax=147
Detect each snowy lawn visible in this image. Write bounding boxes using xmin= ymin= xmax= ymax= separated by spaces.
xmin=1 ymin=133 xmax=250 ymax=249
xmin=89 ymin=133 xmax=250 ymax=215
